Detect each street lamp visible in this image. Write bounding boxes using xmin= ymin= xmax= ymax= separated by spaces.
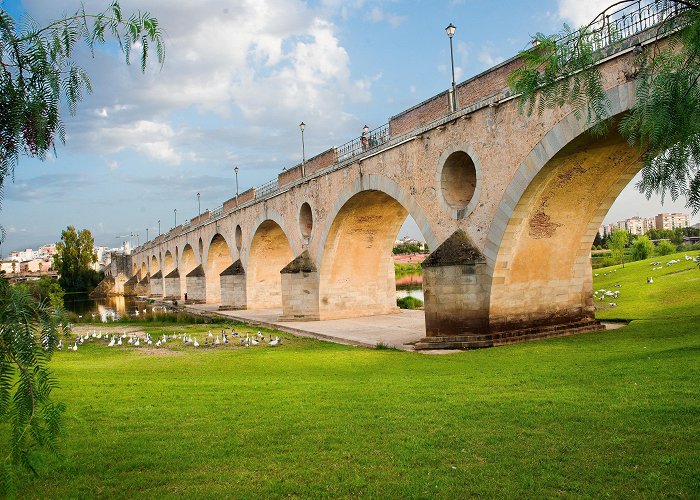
xmin=234 ymin=165 xmax=240 ymax=205
xmin=158 ymin=220 xmax=161 ymax=236
xmin=146 ymin=228 xmax=149 ymax=242
xmin=174 ymin=208 xmax=177 ymax=228
xmin=445 ymin=23 xmax=458 ymax=112
xmin=299 ymin=121 xmax=306 ymax=177
xmin=197 ymin=192 xmax=201 ymax=217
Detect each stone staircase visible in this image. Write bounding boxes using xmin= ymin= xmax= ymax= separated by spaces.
xmin=414 ymin=319 xmax=605 ymax=350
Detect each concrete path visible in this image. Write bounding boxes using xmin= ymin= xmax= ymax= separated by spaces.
xmin=184 ymin=303 xmax=425 ymax=350
xmin=181 ymin=303 xmax=626 ymax=352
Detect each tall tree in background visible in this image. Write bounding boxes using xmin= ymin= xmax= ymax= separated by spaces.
xmin=608 ymin=229 xmax=630 ymax=267
xmin=53 ymin=226 xmax=100 ymax=294
xmin=0 ymin=2 xmax=163 ymax=494
xmin=507 ymin=0 xmax=700 ymax=214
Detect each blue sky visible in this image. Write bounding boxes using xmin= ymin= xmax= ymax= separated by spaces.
xmin=0 ymin=0 xmax=693 ymax=254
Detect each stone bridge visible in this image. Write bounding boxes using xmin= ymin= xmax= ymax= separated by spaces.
xmin=120 ymin=2 xmax=675 ymax=348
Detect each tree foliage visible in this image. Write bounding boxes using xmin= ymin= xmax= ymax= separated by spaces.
xmin=655 ymin=238 xmax=678 ymax=255
xmin=631 ymin=234 xmax=655 ymax=260
xmin=0 ymin=278 xmax=67 ymax=495
xmin=608 ymin=229 xmax=629 ymax=266
xmin=53 ymin=225 xmax=100 ymax=294
xmin=0 ymin=1 xmax=164 ymax=241
xmin=507 ymin=0 xmax=700 ymax=214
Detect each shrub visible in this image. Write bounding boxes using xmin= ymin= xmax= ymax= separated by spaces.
xmin=631 ymin=236 xmax=654 ymax=261
xmin=655 ymin=240 xmax=677 ymax=256
xmin=397 ymin=296 xmax=423 ymax=309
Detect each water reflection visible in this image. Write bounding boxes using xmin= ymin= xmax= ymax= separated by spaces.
xmin=396 ymin=272 xmax=424 ymax=302
xmin=64 ymin=294 xmax=167 ymax=322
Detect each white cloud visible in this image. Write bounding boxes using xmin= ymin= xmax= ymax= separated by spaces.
xmin=557 ymin=0 xmax=613 ymax=28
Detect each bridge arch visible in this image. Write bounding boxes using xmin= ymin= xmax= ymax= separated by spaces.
xmin=316 ymin=175 xmax=434 ymax=320
xmin=485 ymin=81 xmax=639 ymax=331
xmin=317 ymin=174 xmax=437 ymax=261
xmin=179 ymin=243 xmax=198 ymax=298
xmin=205 ymin=233 xmax=234 ymax=304
xmin=141 ymin=262 xmax=147 ymax=279
xmin=150 ymin=255 xmax=159 ymax=275
xmin=163 ymin=250 xmax=175 ymax=276
xmin=247 ymin=219 xmax=294 ymax=309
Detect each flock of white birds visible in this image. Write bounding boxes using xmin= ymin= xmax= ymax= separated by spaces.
xmin=56 ymin=328 xmax=282 ymax=352
xmin=592 ymin=254 xmax=699 ymax=308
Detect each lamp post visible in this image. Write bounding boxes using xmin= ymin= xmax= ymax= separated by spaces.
xmin=158 ymin=220 xmax=161 ymax=236
xmin=197 ymin=192 xmax=201 ymax=217
xmin=445 ymin=23 xmax=458 ymax=112
xmin=174 ymin=208 xmax=177 ymax=228
xmin=234 ymin=165 xmax=240 ymax=205
xmin=146 ymin=228 xmax=149 ymax=242
xmin=299 ymin=121 xmax=306 ymax=177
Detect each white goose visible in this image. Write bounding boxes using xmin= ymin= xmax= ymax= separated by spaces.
xmin=108 ymin=336 xmax=115 ymax=347
xmin=215 ymin=336 xmax=220 ymax=346
xmin=269 ymin=336 xmax=281 ymax=346
xmin=193 ymin=337 xmax=200 ymax=348
xmin=134 ymin=337 xmax=140 ymax=347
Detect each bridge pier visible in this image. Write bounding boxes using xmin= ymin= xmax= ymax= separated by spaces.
xmin=163 ymin=269 xmax=180 ymax=300
xmin=219 ymin=260 xmax=247 ymax=310
xmin=421 ymin=231 xmax=490 ymax=337
xmin=280 ymin=251 xmax=320 ymax=321
xmin=149 ymin=271 xmax=164 ymax=298
xmin=185 ymin=265 xmax=206 ymax=303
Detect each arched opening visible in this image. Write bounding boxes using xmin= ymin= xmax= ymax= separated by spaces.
xmin=180 ymin=244 xmax=197 ymax=298
xmin=248 ymin=220 xmax=294 ymax=309
xmin=440 ymin=150 xmax=477 ymax=210
xmin=205 ymin=234 xmax=233 ymax=304
xmin=198 ymin=237 xmax=203 ymax=260
xmin=163 ymin=250 xmax=175 ymax=275
xmin=319 ymin=190 xmax=409 ymax=319
xmin=141 ymin=262 xmax=147 ymax=279
xmin=150 ymin=255 xmax=159 ymax=275
xmin=489 ymin=125 xmax=642 ymax=331
xmin=235 ymin=225 xmax=242 ymax=252
xmin=299 ymin=202 xmax=313 ymax=241
xmin=132 ymin=263 xmax=137 ymax=278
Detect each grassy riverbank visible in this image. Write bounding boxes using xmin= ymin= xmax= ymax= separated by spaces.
xmin=3 ymin=253 xmax=698 ymax=498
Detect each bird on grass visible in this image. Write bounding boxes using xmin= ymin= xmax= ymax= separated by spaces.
xmin=108 ymin=337 xmax=115 ymax=347
xmin=269 ymin=336 xmax=281 ymax=347
xmin=193 ymin=337 xmax=200 ymax=348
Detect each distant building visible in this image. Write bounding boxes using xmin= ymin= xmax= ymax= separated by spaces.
xmin=624 ymin=216 xmax=655 ymax=235
xmin=0 ymin=261 xmax=15 ymax=274
xmin=655 ymin=213 xmax=690 ymax=230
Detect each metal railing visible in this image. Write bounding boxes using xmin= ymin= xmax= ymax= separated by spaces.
xmin=210 ymin=206 xmax=223 ymax=218
xmin=557 ymin=0 xmax=684 ymax=54
xmin=336 ymin=123 xmax=390 ymax=162
xmin=255 ymin=178 xmax=279 ymax=199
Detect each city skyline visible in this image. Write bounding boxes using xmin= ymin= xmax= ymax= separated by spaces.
xmin=1 ymin=0 xmax=696 ymax=252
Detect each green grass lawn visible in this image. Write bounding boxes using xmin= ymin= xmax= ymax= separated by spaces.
xmin=4 ymin=252 xmax=700 ymax=498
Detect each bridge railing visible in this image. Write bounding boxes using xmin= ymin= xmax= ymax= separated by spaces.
xmin=255 ymin=179 xmax=279 ymax=199
xmin=336 ymin=123 xmax=390 ymax=162
xmin=556 ymin=0 xmax=684 ymax=54
xmin=210 ymin=206 xmax=223 ymax=218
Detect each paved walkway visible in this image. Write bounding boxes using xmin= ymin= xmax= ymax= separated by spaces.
xmin=181 ymin=303 xmax=625 ymax=352
xmin=183 ymin=304 xmax=425 ymax=350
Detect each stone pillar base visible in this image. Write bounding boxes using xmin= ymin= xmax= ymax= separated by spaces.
xmin=415 ymin=318 xmax=604 ymax=350
xmin=280 ymin=251 xmax=320 ymax=321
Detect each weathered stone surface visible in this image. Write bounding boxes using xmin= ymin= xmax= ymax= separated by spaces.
xmin=125 ymin=33 xmax=655 ymax=343
xmin=422 ymin=230 xmax=485 ymax=268
xmin=281 ymin=250 xmax=317 ymax=274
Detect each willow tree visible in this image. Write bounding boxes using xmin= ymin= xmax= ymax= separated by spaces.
xmin=507 ymin=0 xmax=700 ymax=214
xmin=0 ymin=2 xmax=163 ymax=493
